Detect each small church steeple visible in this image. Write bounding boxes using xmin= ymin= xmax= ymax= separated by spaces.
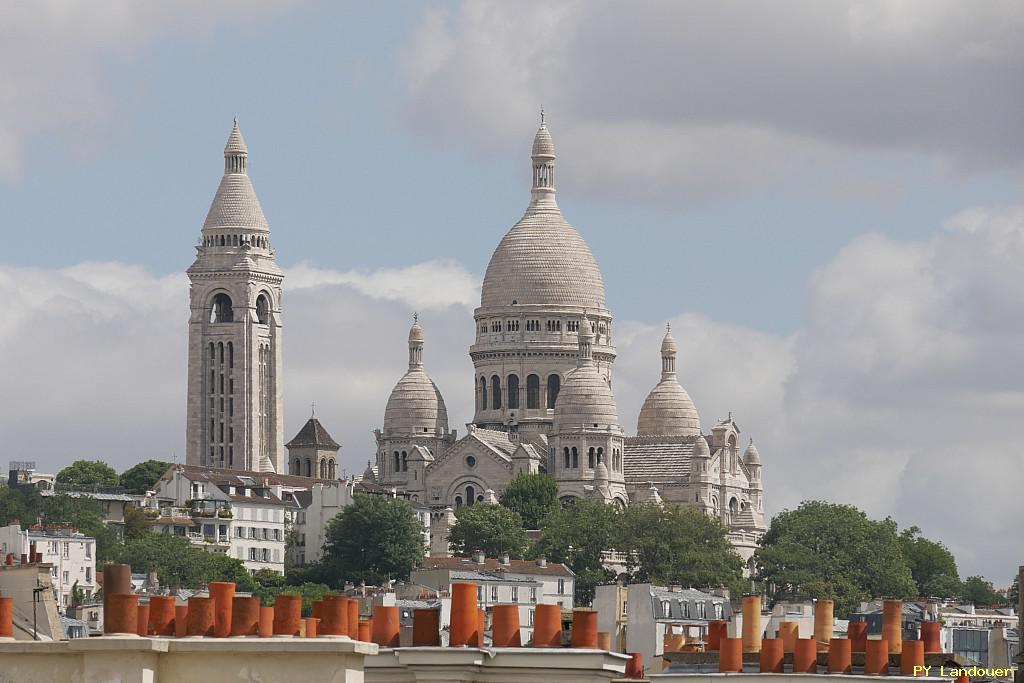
xmin=530 ymin=111 xmax=556 ymax=202
xmin=408 ymin=313 xmax=425 ymax=370
xmin=661 ymin=322 xmax=678 ymax=378
xmin=224 ymin=118 xmax=248 ymax=174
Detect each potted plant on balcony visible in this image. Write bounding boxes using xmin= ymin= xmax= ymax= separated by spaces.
xmin=217 ymin=508 xmax=233 ymax=519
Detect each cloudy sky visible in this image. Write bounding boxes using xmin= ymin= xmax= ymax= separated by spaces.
xmin=2 ymin=1 xmax=1022 ymax=585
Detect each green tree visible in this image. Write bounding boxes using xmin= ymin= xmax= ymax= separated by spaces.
xmin=449 ymin=503 xmax=529 ymax=559
xmin=961 ymin=575 xmax=1004 ymax=607
xmin=921 ymin=573 xmax=964 ymax=599
xmin=0 ymin=486 xmax=43 ymax=526
xmin=56 ymin=460 xmax=120 ymax=491
xmin=318 ymin=494 xmax=424 ymax=586
xmin=253 ymin=580 xmax=331 ymax=616
xmin=116 ymin=533 xmax=251 ymax=589
xmin=42 ymin=494 xmax=122 ymax=562
xmin=119 ymin=460 xmax=170 ymax=494
xmin=754 ymin=501 xmax=916 ymax=617
xmin=898 ymin=526 xmax=959 ymax=594
xmin=617 ymin=503 xmax=744 ymax=593
xmin=534 ymin=498 xmax=620 ymax=605
xmin=499 ymin=473 xmax=560 ymax=529
xmin=122 ymin=506 xmax=149 ymax=541
xmin=1008 ymin=574 xmax=1019 ymax=606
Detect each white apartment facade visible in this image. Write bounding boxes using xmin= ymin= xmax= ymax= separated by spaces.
xmin=0 ymin=523 xmax=97 ymax=608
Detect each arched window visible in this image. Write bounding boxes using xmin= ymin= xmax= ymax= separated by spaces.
xmin=546 ymin=374 xmax=560 ymax=409
xmin=292 ymin=459 xmax=300 ymax=475
xmin=227 ymin=342 xmax=233 ymax=369
xmin=479 ymin=376 xmax=487 ymax=410
xmin=597 ymin=447 xmax=604 ymax=465
xmin=491 ymin=375 xmax=502 ymax=409
xmin=526 ymin=374 xmax=540 ymax=409
xmin=454 ymin=496 xmax=463 ymax=508
xmin=304 ymin=459 xmax=312 ymax=477
xmin=571 ymin=447 xmax=579 ymax=469
xmin=393 ymin=451 xmax=400 ymax=473
xmin=588 ymin=447 xmax=595 ymax=469
xmin=256 ymin=294 xmax=270 ymax=324
xmin=328 ymin=459 xmax=336 ymax=479
xmin=563 ymin=447 xmax=570 ymax=469
xmin=507 ymin=374 xmax=520 ymax=409
xmin=401 ymin=451 xmax=408 ymax=472
xmin=319 ymin=460 xmax=327 ymax=478
xmin=466 ymin=485 xmax=475 ymax=506
xmin=728 ymin=497 xmax=739 ymax=522
xmin=210 ymin=293 xmax=234 ymax=323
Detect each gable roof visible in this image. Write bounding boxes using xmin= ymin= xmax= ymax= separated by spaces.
xmin=285 ymin=417 xmax=341 ymax=450
xmin=623 ymin=436 xmax=696 ymax=484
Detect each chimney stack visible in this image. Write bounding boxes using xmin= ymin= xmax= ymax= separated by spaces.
xmin=536 ymin=556 xmax=547 ymax=568
xmin=472 ymin=550 xmax=485 ymax=565
xmin=500 ymin=551 xmax=510 ymax=566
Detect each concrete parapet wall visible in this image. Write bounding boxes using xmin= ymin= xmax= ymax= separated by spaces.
xmin=366 ymin=646 xmax=629 ymax=683
xmin=0 ymin=635 xmax=376 ymax=683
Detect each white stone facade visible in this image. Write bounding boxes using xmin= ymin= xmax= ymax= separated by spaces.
xmin=0 ymin=524 xmax=97 ymax=609
xmin=185 ymin=121 xmax=284 ymax=473
xmin=370 ymin=121 xmax=766 ymax=560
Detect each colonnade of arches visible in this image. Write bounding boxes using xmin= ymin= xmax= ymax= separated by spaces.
xmin=290 ymin=456 xmax=337 ymax=479
xmin=478 ymin=373 xmax=560 ymax=411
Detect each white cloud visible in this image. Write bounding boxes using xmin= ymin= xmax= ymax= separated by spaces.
xmin=401 ymin=1 xmax=1024 ymax=203
xmin=3 ymin=206 xmax=1022 ymax=582
xmin=0 ymin=0 xmax=290 ymax=178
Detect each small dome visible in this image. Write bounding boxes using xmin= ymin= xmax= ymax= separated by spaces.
xmin=594 ymin=460 xmax=609 ymax=481
xmin=636 ymin=381 xmax=701 ymax=436
xmin=532 ymin=124 xmax=555 ymax=157
xmin=553 ymin=365 xmax=620 ymax=431
xmin=409 ymin=318 xmax=424 ymax=342
xmin=693 ymin=434 xmax=711 ymax=458
xmin=383 ymin=370 xmax=449 ymax=437
xmin=661 ymin=324 xmax=678 ymax=354
xmin=744 ymin=439 xmax=760 ymax=465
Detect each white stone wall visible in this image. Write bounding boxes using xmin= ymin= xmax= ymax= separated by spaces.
xmin=0 ymin=525 xmax=96 ymax=608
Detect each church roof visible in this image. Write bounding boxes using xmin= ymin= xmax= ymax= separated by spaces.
xmin=479 ymin=123 xmax=607 ymax=310
xmin=202 ymin=121 xmax=269 ymax=233
xmin=623 ymin=437 xmax=697 ymax=484
xmin=637 ymin=325 xmax=701 ymax=437
xmin=285 ymin=417 xmax=340 ymax=450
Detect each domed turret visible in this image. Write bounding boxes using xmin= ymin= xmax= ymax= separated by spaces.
xmin=693 ymin=433 xmax=711 ymax=458
xmin=553 ymin=314 xmax=620 ymax=430
xmin=636 ymin=323 xmax=701 ymax=436
xmin=383 ymin=316 xmax=449 ymax=437
xmin=744 ymin=439 xmax=760 ymax=466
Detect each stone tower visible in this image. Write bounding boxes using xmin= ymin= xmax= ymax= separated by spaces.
xmin=472 ymin=118 xmax=615 ymax=439
xmin=185 ymin=120 xmax=284 ymax=473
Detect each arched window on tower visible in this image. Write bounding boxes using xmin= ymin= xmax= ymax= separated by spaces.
xmin=588 ymin=448 xmax=595 ymax=469
xmin=465 ymin=485 xmax=475 ymax=506
xmin=479 ymin=376 xmax=487 ymax=411
xmin=393 ymin=451 xmax=400 ymax=473
xmin=571 ymin=447 xmax=579 ymax=469
xmin=526 ymin=374 xmax=540 ymax=409
xmin=491 ymin=375 xmax=502 ymax=410
xmin=401 ymin=451 xmax=408 ymax=472
xmin=597 ymin=447 xmax=604 ymax=465
xmin=728 ymin=497 xmax=739 ymax=524
xmin=304 ymin=459 xmax=312 ymax=477
xmin=547 ymin=374 xmax=560 ymax=409
xmin=319 ymin=460 xmax=327 ymax=478
xmin=507 ymin=374 xmax=520 ymax=409
xmin=256 ymin=294 xmax=270 ymax=324
xmin=563 ymin=447 xmax=570 ymax=469
xmin=210 ymin=293 xmax=234 ymax=323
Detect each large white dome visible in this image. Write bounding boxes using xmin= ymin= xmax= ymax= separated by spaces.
xmin=382 ymin=318 xmax=449 ymax=437
xmin=479 ymin=124 xmax=607 ymax=311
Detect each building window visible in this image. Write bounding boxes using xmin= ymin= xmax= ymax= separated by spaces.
xmin=697 ymin=602 xmax=706 ymax=619
xmin=256 ymin=294 xmax=270 ymax=324
xmin=714 ymin=603 xmax=723 ymax=619
xmin=546 ymin=374 xmax=560 ymax=409
xmin=571 ymin=447 xmax=578 ymax=469
xmin=507 ymin=374 xmax=520 ymax=409
xmin=557 ymin=579 xmax=565 ymax=595
xmin=466 ymin=455 xmax=476 ymax=468
xmin=563 ymin=447 xmax=570 ymax=469
xmin=479 ymin=376 xmax=487 ymax=410
xmin=511 ymin=586 xmax=519 ymax=602
xmin=526 ymin=374 xmax=540 ymax=409
xmin=529 ymin=609 xmax=535 ymax=626
xmin=588 ymin=448 xmax=595 ymax=469
xmin=210 ymin=293 xmax=234 ymax=323
xmin=491 ymin=585 xmax=498 ymax=601
xmin=491 ymin=375 xmax=502 ymax=409
xmin=530 ymin=587 xmax=537 ymax=603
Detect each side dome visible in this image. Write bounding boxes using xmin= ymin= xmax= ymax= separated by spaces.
xmin=553 ymin=315 xmax=621 ymax=430
xmin=383 ymin=372 xmax=449 ymax=436
xmin=636 ymin=324 xmax=701 ymax=436
xmin=382 ymin=316 xmax=449 ymax=437
xmin=479 ymin=122 xmax=607 ymax=310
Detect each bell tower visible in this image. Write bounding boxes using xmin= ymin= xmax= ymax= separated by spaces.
xmin=184 ymin=120 xmax=284 ymax=472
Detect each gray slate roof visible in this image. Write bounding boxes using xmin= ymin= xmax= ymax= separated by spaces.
xmin=285 ymin=417 xmax=341 ymax=450
xmin=623 ymin=437 xmax=696 ymax=484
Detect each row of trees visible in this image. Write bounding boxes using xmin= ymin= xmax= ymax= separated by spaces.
xmin=54 ymin=459 xmax=170 ymax=494
xmin=754 ymin=501 xmax=1010 ymax=615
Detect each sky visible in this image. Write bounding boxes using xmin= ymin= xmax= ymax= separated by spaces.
xmin=1 ymin=1 xmax=1022 ymax=585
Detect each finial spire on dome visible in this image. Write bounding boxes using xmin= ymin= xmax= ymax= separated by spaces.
xmin=224 ymin=118 xmax=248 ymax=174
xmin=408 ymin=315 xmax=425 ymax=370
xmin=661 ymin=323 xmax=678 ymax=378
xmin=530 ymin=117 xmax=556 ymax=203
